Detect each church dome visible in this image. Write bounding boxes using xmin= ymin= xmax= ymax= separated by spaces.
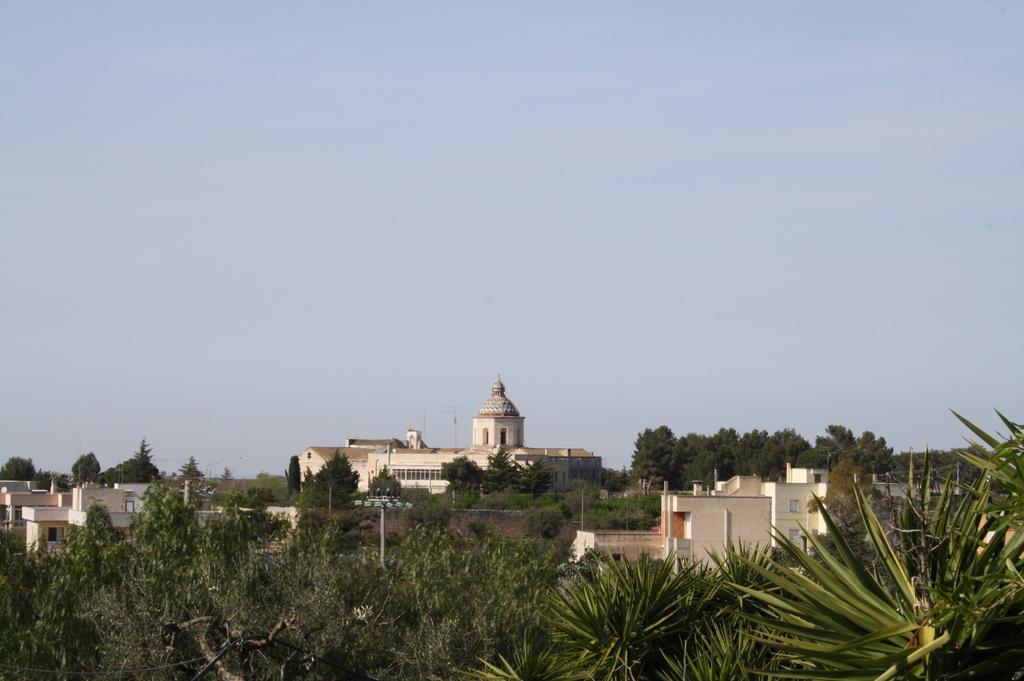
xmin=478 ymin=377 xmax=520 ymax=416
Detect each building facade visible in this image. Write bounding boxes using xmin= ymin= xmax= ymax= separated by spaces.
xmin=298 ymin=378 xmax=602 ymax=493
xmin=573 ymin=465 xmax=829 ymax=564
xmin=1 ymin=479 xmax=72 ymax=539
xmin=21 ymin=483 xmax=147 ymax=551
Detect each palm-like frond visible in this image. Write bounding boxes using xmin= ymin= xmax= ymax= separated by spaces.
xmin=734 ymin=443 xmax=1024 ymax=680
xmin=953 ymin=410 xmax=1024 ymax=522
xmin=548 ymin=556 xmax=717 ymax=681
xmin=658 ymin=620 xmax=779 ymax=681
xmin=466 ymin=638 xmax=579 ymax=681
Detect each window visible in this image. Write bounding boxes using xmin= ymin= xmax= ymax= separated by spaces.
xmin=47 ymin=526 xmax=65 ymax=543
xmin=788 ymin=499 xmax=800 ymax=513
xmin=788 ymin=528 xmax=801 ymax=542
xmin=813 ymin=473 xmax=822 ymax=483
xmin=125 ymin=500 xmax=135 ymax=513
xmin=500 ymin=428 xmax=507 ymax=445
xmin=482 ymin=428 xmax=489 ymax=445
xmin=307 ymin=452 xmax=311 ymax=459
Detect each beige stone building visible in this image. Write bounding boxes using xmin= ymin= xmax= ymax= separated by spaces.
xmin=1 ymin=479 xmax=73 ymax=540
xmin=573 ymin=465 xmax=829 ymax=564
xmin=298 ymin=378 xmax=602 ymax=493
xmin=21 ymin=484 xmax=147 ymax=551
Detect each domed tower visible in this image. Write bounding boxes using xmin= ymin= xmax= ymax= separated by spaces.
xmin=472 ymin=377 xmax=525 ymax=448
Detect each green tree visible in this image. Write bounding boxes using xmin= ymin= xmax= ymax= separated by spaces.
xmin=442 ymin=456 xmax=484 ymax=492
xmin=178 ymin=456 xmax=203 ymax=480
xmin=369 ymin=466 xmax=401 ymax=496
xmin=514 ymin=460 xmax=552 ymax=496
xmin=300 ymin=452 xmax=360 ymax=509
xmin=0 ymin=456 xmax=35 ymax=481
xmin=601 ymin=467 xmax=629 ymax=493
xmin=483 ymin=447 xmax=519 ymax=493
xmin=71 ymin=453 xmax=101 ymax=483
xmin=630 ymin=426 xmax=679 ymax=487
xmin=34 ymin=470 xmax=71 ymax=490
xmin=286 ymin=454 xmax=301 ymax=493
xmin=852 ymin=430 xmax=894 ymax=474
xmin=108 ymin=439 xmax=161 ymax=484
xmin=797 ymin=425 xmax=894 ymax=474
xmin=524 ymin=507 xmax=565 ymax=539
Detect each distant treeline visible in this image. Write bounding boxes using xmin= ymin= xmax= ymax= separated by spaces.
xmin=610 ymin=424 xmax=964 ymax=491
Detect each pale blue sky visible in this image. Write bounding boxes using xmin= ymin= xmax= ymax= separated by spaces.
xmin=2 ymin=3 xmax=1022 ymax=475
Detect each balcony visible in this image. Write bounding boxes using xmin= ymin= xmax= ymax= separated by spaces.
xmin=22 ymin=507 xmax=70 ymax=523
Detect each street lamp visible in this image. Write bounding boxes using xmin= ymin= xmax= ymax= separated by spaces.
xmin=354 ymin=489 xmax=412 ymax=568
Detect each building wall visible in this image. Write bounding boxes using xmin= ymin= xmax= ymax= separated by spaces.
xmin=72 ymin=486 xmax=134 ymax=513
xmin=662 ymin=495 xmax=773 ymax=563
xmin=303 ymin=446 xmax=601 ymax=493
xmin=788 ymin=466 xmax=828 ymax=485
xmin=761 ymin=480 xmax=828 ymax=547
xmin=573 ymin=530 xmax=662 ymax=560
xmin=471 ymin=415 xmax=525 ymax=448
xmin=1 ymin=491 xmax=71 ymax=534
xmin=716 ymin=475 xmax=761 ymax=496
xmin=26 ymin=520 xmax=70 ymax=550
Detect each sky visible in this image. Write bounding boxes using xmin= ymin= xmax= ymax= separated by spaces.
xmin=2 ymin=3 xmax=1022 ymax=475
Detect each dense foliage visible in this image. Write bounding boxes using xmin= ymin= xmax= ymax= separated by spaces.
xmin=2 ymin=414 xmax=1019 ymax=680
xmin=298 ymin=451 xmax=360 ymax=509
xmin=0 ymin=485 xmax=566 ymax=680
xmin=71 ymin=452 xmax=102 ymax=483
xmin=101 ymin=438 xmax=162 ymax=485
xmin=630 ymin=423 xmax=896 ymax=488
xmin=472 ymin=413 xmax=1024 ymax=681
xmin=0 ymin=455 xmax=35 ymax=481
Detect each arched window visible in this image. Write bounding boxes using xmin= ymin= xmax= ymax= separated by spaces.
xmin=482 ymin=428 xmax=489 ymax=445
xmin=500 ymin=428 xmax=508 ymax=445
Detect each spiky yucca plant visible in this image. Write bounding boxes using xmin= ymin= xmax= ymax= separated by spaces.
xmin=549 ymin=556 xmax=718 ymax=681
xmin=466 ymin=638 xmax=577 ymax=681
xmin=735 ymin=442 xmax=1024 ymax=679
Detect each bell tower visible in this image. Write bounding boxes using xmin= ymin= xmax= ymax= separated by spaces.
xmin=472 ymin=377 xmax=525 ymax=448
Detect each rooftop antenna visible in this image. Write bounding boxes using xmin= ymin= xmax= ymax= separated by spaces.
xmin=444 ymin=406 xmax=458 ymax=449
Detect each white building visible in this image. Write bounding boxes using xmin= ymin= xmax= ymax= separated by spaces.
xmin=22 ymin=483 xmax=148 ymax=551
xmin=715 ymin=462 xmax=829 ymax=550
xmin=298 ymin=378 xmax=602 ymax=493
xmin=573 ymin=465 xmax=829 ymax=563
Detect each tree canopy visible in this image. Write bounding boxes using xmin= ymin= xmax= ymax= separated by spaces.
xmin=369 ymin=466 xmax=401 ymax=496
xmin=103 ymin=439 xmax=161 ymax=484
xmin=71 ymin=453 xmax=101 ymax=483
xmin=0 ymin=456 xmax=36 ymax=481
xmin=300 ymin=452 xmax=360 ymax=509
xmin=178 ymin=456 xmax=203 ymax=480
xmin=482 ymin=448 xmax=519 ymax=493
xmin=286 ymin=455 xmax=301 ymax=493
xmin=628 ymin=423 xmax=899 ymax=488
xmin=441 ymin=456 xmax=484 ymax=492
